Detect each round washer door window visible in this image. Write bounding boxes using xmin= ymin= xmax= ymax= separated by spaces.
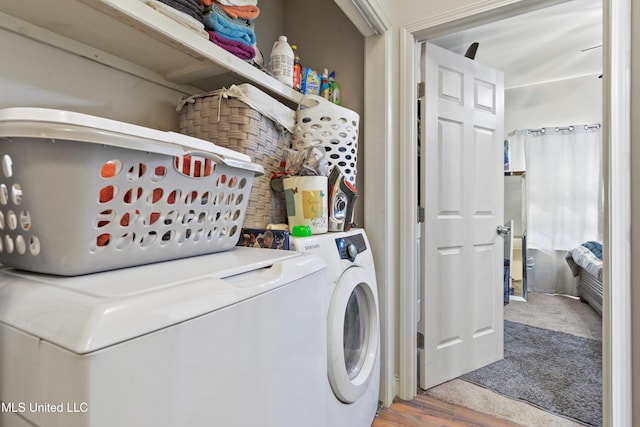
xmin=327 ymin=266 xmax=379 ymax=403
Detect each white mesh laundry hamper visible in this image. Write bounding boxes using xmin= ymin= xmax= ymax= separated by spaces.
xmin=291 ymin=95 xmax=359 ymax=185
xmin=0 ymin=108 xmax=263 ymax=276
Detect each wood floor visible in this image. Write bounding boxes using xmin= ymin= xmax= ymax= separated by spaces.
xmin=371 ymin=394 xmax=522 ymax=427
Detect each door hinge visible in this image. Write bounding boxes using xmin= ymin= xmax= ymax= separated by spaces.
xmin=417 ymin=331 xmax=425 ymax=350
xmin=417 ymin=206 xmax=425 ymax=223
xmin=417 ymin=82 xmax=425 ymax=99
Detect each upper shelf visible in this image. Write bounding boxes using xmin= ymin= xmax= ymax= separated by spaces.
xmin=0 ymin=0 xmax=303 ymax=104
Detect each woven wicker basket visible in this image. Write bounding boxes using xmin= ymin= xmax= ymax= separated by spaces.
xmin=178 ymin=91 xmax=291 ymax=228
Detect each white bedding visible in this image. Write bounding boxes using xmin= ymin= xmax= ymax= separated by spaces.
xmin=566 ymin=244 xmax=603 ymax=281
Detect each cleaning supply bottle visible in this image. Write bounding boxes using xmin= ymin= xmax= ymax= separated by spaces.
xmin=329 ymin=71 xmax=341 ymax=105
xmin=292 ymin=45 xmax=302 ymax=92
xmin=270 ymin=36 xmax=294 ymax=87
xmin=320 ymin=68 xmax=330 ymax=100
xmin=302 ymin=68 xmax=321 ymax=95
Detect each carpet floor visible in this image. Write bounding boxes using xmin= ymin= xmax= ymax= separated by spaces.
xmin=425 ymin=292 xmax=602 ymax=427
xmin=461 ymin=320 xmax=602 ymax=426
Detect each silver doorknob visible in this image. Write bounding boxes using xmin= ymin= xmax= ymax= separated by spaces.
xmin=496 ymin=225 xmax=510 ymax=236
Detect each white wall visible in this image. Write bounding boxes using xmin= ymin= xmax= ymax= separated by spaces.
xmin=505 ymin=74 xmax=603 ymax=132
xmin=630 ymin=3 xmax=640 ymax=425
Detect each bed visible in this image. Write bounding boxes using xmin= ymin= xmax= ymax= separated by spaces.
xmin=565 ymin=241 xmax=603 ymax=315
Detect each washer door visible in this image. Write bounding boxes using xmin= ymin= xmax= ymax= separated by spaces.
xmin=327 ymin=266 xmax=379 ymax=403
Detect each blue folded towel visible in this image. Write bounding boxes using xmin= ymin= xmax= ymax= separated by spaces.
xmin=204 ymin=4 xmax=256 ymax=45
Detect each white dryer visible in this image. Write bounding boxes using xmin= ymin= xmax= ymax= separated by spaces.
xmin=290 ymin=229 xmax=380 ymax=427
xmin=0 ymin=248 xmax=328 ymax=427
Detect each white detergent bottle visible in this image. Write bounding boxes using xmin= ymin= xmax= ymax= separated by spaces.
xmin=270 ymin=35 xmax=294 ymax=87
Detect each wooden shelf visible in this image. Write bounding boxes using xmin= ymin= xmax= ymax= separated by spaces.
xmin=0 ymin=0 xmax=303 ymax=104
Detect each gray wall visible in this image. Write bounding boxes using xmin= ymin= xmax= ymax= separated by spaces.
xmin=0 ymin=28 xmax=184 ymax=129
xmin=283 ymin=1 xmax=365 ymax=225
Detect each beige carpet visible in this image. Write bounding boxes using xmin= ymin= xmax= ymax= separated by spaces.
xmin=424 ymin=292 xmax=602 ymax=427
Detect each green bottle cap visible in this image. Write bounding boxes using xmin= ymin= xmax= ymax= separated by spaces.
xmin=291 ymin=225 xmax=312 ymax=237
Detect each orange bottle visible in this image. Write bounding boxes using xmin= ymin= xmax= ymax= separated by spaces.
xmin=292 ymin=45 xmax=302 ymax=92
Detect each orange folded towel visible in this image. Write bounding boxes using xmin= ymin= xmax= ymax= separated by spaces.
xmin=202 ymin=0 xmax=260 ymax=19
xmin=220 ymin=4 xmax=260 ymax=19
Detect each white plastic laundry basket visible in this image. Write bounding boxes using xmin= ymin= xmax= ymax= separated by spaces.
xmin=0 ymin=108 xmax=263 ymax=276
xmin=290 ymin=95 xmax=359 ymax=185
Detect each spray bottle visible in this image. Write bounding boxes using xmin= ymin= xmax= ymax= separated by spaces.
xmin=329 ymin=71 xmax=341 ymax=105
xmin=320 ymin=68 xmax=330 ymax=100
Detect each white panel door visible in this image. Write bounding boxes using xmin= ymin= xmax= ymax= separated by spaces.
xmin=419 ymin=42 xmax=505 ymax=389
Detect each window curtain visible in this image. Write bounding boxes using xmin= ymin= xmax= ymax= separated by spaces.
xmin=514 ymin=125 xmax=603 ymax=295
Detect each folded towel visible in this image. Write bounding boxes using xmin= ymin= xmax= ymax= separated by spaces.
xmin=145 ymin=0 xmax=209 ymax=38
xmin=216 ymin=0 xmax=258 ymax=6
xmin=202 ymin=0 xmax=259 ymax=19
xmin=204 ymin=5 xmax=256 ymax=45
xmin=216 ymin=2 xmax=259 ymax=19
xmin=168 ymin=0 xmax=204 ymax=12
xmin=207 ymin=3 xmax=254 ymax=28
xmin=209 ymin=31 xmax=256 ymax=60
xmin=158 ymin=0 xmax=204 ymax=22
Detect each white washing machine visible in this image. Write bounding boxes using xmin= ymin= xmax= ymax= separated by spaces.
xmin=290 ymin=229 xmax=380 ymax=427
xmin=0 ymin=247 xmax=328 ymax=427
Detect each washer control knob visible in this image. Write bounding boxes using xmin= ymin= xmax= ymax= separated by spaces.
xmin=346 ymin=242 xmax=358 ymax=262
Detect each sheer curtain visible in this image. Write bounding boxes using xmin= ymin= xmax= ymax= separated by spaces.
xmin=519 ymin=125 xmax=603 ymax=295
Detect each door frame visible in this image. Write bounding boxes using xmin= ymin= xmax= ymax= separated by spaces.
xmin=396 ymin=1 xmax=631 ymax=426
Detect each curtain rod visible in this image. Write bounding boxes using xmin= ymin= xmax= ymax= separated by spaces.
xmin=508 ymin=123 xmax=602 ymax=136
xmin=528 ymin=128 xmax=546 ymax=134
xmin=553 ymin=124 xmax=602 ymax=132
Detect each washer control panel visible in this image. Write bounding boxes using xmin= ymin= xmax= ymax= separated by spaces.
xmin=335 ymin=233 xmax=367 ymax=262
